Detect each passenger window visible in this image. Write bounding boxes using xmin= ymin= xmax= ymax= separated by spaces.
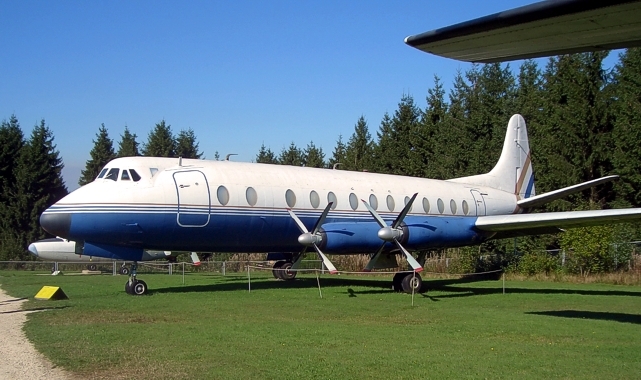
xmin=121 ymin=170 xmax=131 ymax=181
xmin=450 ymin=199 xmax=457 ymax=214
xmin=97 ymin=168 xmax=108 ymax=179
xmin=285 ymin=189 xmax=296 ymax=208
xmin=105 ymin=168 xmax=119 ymax=181
xmin=327 ymin=192 xmax=337 ymax=210
xmin=310 ymin=191 xmax=320 ymax=209
xmin=404 ymin=196 xmax=413 ymax=212
xmin=349 ymin=193 xmax=358 ymax=211
xmin=462 ymin=200 xmax=469 ymax=215
xmin=150 ymin=168 xmax=158 ymax=177
xmin=387 ymin=195 xmax=395 ymax=212
xmin=246 ymin=187 xmax=257 ymax=206
xmin=129 ymin=169 xmax=141 ymax=182
xmin=437 ymin=198 xmax=445 ymax=214
xmin=369 ymin=194 xmax=378 ymax=210
xmin=422 ymin=197 xmax=430 ymax=214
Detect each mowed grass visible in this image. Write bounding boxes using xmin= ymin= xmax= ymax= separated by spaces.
xmin=2 ymin=270 xmax=641 ymax=379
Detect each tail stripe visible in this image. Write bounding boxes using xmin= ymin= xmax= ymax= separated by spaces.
xmin=514 ymin=153 xmax=531 ymax=195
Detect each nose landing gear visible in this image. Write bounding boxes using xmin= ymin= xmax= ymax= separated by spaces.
xmin=124 ymin=262 xmax=148 ymax=295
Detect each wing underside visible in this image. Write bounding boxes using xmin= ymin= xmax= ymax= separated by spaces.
xmin=405 ymin=0 xmax=641 ymax=63
xmin=476 ymin=208 xmax=641 ymax=237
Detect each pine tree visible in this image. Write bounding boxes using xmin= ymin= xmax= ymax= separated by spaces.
xmin=303 ymin=141 xmax=325 ymax=168
xmin=278 ymin=142 xmax=303 ymax=166
xmin=117 ymin=126 xmax=140 ymax=157
xmin=78 ymin=124 xmax=115 ymax=186
xmin=142 ymin=120 xmax=175 ymax=157
xmin=328 ymin=134 xmax=347 ymax=169
xmin=344 ymin=116 xmax=373 ymax=172
xmin=175 ymin=128 xmax=203 ymax=159
xmin=413 ymin=76 xmax=447 ymax=178
xmin=3 ymin=120 xmax=67 ymax=260
xmin=612 ymin=48 xmax=641 ymax=207
xmin=372 ymin=113 xmax=394 ymax=174
xmin=0 ymin=115 xmax=25 ymax=203
xmin=256 ymin=143 xmax=277 ymax=164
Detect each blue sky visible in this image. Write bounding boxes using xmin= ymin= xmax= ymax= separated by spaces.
xmin=0 ymin=1 xmax=620 ymax=190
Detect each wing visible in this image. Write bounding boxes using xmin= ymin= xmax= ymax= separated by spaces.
xmin=476 ymin=209 xmax=641 ymax=238
xmin=405 ymin=0 xmax=641 ymax=63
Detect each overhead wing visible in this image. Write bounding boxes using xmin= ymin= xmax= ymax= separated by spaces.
xmin=405 ymin=0 xmax=641 ymax=63
xmin=517 ymin=175 xmax=619 ymax=209
xmin=476 ymin=209 xmax=641 ymax=237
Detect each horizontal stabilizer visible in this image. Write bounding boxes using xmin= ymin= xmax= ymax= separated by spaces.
xmin=476 ymin=208 xmax=641 ymax=233
xmin=517 ymin=175 xmax=619 ymax=209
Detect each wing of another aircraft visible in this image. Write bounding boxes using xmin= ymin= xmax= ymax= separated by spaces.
xmin=405 ymin=0 xmax=641 ymax=63
xmin=475 ymin=208 xmax=641 ymax=236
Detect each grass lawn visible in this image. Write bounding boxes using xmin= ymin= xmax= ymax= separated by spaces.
xmin=1 ymin=269 xmax=641 ymax=379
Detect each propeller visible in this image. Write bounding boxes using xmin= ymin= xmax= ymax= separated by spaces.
xmin=361 ymin=193 xmax=423 ymax=272
xmin=287 ymin=202 xmax=338 ymax=274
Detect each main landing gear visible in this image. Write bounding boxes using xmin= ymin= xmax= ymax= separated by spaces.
xmin=392 ymin=272 xmax=423 ymax=294
xmin=272 ymin=261 xmax=297 ymax=281
xmin=124 ymin=262 xmax=148 ymax=295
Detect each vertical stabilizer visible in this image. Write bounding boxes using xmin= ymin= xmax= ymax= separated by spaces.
xmin=448 ymin=114 xmax=535 ymax=199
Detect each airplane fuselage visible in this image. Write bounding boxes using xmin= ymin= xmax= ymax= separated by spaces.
xmin=41 ymin=157 xmax=519 ymax=261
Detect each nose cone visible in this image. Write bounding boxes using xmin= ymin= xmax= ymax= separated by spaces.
xmin=28 ymin=243 xmax=38 ymax=257
xmin=40 ymin=212 xmax=71 ymax=238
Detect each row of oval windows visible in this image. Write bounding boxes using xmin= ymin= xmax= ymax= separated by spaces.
xmin=216 ymin=186 xmax=471 ymax=215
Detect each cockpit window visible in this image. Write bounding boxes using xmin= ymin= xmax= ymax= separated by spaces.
xmin=121 ymin=170 xmax=131 ymax=181
xmin=97 ymin=168 xmax=108 ymax=179
xmin=130 ymin=169 xmax=141 ymax=182
xmin=104 ymin=168 xmax=119 ymax=181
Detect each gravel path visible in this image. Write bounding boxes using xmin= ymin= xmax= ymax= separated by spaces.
xmin=0 ymin=288 xmax=73 ymax=380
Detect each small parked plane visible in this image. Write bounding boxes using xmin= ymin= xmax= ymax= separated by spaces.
xmin=27 ymin=237 xmax=175 ymax=274
xmin=39 ymin=114 xmax=641 ymax=295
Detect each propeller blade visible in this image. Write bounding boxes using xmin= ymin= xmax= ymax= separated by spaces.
xmin=363 ymin=243 xmax=386 ymax=272
xmin=392 ymin=193 xmax=418 ymax=229
xmin=287 ymin=208 xmax=309 ymax=234
xmin=313 ymin=244 xmax=338 ymax=274
xmin=394 ymin=240 xmax=423 ymax=272
xmin=361 ymin=199 xmax=387 ymax=228
xmin=311 ymin=202 xmax=333 ymax=235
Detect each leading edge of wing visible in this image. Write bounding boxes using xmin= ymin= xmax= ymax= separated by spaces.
xmin=404 ymin=0 xmax=641 ymax=63
xmin=475 ymin=208 xmax=641 ymax=233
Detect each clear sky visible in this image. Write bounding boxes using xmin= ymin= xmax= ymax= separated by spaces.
xmin=0 ymin=0 xmax=617 ymax=191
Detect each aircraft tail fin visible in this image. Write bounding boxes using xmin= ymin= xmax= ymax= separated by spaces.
xmin=448 ymin=114 xmax=535 ymax=199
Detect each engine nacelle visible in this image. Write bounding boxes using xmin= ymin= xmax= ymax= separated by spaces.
xmin=81 ymin=242 xmax=145 ymax=261
xmin=403 ymin=216 xmax=489 ymax=249
xmin=320 ymin=222 xmax=398 ymax=254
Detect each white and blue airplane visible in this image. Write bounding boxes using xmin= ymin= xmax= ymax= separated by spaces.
xmin=39 ymin=114 xmax=641 ymax=295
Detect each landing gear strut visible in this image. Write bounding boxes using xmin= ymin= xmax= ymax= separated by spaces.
xmin=124 ymin=262 xmax=148 ymax=295
xmin=272 ymin=261 xmax=297 ymax=281
xmin=392 ymin=272 xmax=423 ymax=294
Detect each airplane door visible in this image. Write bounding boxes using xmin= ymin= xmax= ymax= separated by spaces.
xmin=470 ymin=189 xmax=487 ymax=216
xmin=173 ymin=170 xmax=211 ymax=227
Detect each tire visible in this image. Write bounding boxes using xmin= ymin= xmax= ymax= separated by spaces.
xmin=392 ymin=273 xmax=404 ymax=292
xmin=88 ymin=264 xmax=97 ymax=271
xmin=133 ymin=280 xmax=148 ymax=295
xmin=280 ymin=262 xmax=297 ymax=281
xmin=401 ymin=273 xmax=423 ymax=294
xmin=119 ymin=267 xmax=130 ymax=275
xmin=272 ymin=261 xmax=285 ymax=279
xmin=125 ymin=280 xmax=133 ymax=295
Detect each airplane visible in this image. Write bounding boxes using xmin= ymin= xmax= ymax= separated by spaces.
xmin=27 ymin=237 xmax=175 ymax=274
xmin=38 ymin=114 xmax=641 ymax=295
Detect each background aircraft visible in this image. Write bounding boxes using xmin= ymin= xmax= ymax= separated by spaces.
xmin=28 ymin=237 xmax=180 ymax=274
xmin=404 ymin=0 xmax=641 ymax=62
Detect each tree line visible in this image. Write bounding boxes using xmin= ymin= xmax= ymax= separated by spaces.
xmin=3 ymin=49 xmax=641 ymax=273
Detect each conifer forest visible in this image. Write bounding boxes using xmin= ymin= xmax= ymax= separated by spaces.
xmin=3 ymin=51 xmax=641 ymax=275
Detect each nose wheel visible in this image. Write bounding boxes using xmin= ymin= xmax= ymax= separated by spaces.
xmin=124 ymin=262 xmax=148 ymax=295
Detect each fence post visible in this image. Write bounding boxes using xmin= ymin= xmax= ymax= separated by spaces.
xmin=222 ymin=261 xmax=226 ymax=276
xmin=113 ymin=261 xmax=116 ymax=276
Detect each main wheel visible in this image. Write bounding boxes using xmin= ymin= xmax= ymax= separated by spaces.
xmin=401 ymin=273 xmax=423 ymax=294
xmin=272 ymin=261 xmax=286 ymax=279
xmin=119 ymin=266 xmax=130 ymax=275
xmin=132 ymin=280 xmax=148 ymax=295
xmin=280 ymin=262 xmax=297 ymax=281
xmin=87 ymin=263 xmax=97 ymax=271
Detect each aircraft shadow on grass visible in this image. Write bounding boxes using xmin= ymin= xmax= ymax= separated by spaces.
xmin=151 ymin=274 xmax=641 ymax=300
xmin=526 ymin=310 xmax=641 ymax=325
xmin=0 ymin=305 xmax=69 ymax=315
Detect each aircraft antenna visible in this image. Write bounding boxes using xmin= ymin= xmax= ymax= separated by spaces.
xmin=225 ymin=154 xmax=237 ymax=161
